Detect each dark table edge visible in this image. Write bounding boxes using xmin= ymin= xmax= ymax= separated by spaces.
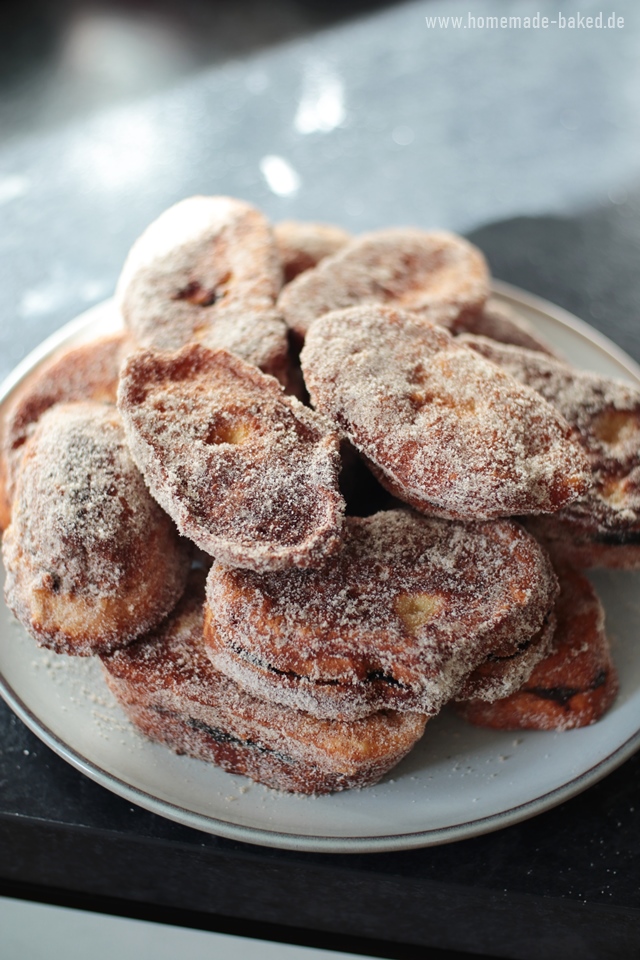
xmin=0 ymin=876 xmax=502 ymax=960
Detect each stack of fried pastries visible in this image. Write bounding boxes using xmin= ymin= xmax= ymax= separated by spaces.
xmin=3 ymin=195 xmax=634 ymax=794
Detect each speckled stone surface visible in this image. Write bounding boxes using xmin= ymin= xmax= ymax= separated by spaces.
xmin=2 ymin=1 xmax=640 ymax=958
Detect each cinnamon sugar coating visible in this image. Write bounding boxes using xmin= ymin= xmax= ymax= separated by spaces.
xmin=274 ymin=220 xmax=351 ymax=283
xmin=3 ymin=402 xmax=190 ymax=655
xmin=102 ymin=572 xmax=427 ymax=794
xmin=1 ymin=197 xmax=630 ymax=787
xmin=116 ymin=196 xmax=289 ymax=379
xmin=461 ymin=335 xmax=640 ymax=564
xmin=456 ymin=567 xmax=618 ymax=730
xmin=0 ymin=333 xmax=131 ymax=531
xmin=0 ymin=462 xmax=10 ymax=532
xmin=204 ymin=510 xmax=559 ymax=720
xmin=301 ymin=305 xmax=591 ymax=522
xmin=454 ymin=612 xmax=556 ymax=702
xmin=452 ymin=298 xmax=557 ymax=356
xmin=118 ymin=343 xmax=345 ymax=572
xmin=278 ymin=228 xmax=490 ymax=344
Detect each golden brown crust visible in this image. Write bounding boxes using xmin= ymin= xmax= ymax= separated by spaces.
xmin=456 ymin=567 xmax=618 ymax=730
xmin=278 ymin=228 xmax=490 ymax=345
xmin=454 ymin=612 xmax=557 ymax=702
xmin=116 ymin=196 xmax=289 ymax=380
xmin=462 ymin=335 xmax=640 ymax=565
xmin=301 ymin=305 xmax=591 ymax=521
xmin=204 ymin=510 xmax=559 ymax=720
xmin=117 ymin=343 xmax=345 ymax=572
xmin=0 ymin=333 xmax=130 ymax=530
xmin=3 ymin=402 xmax=190 ymax=655
xmin=274 ymin=220 xmax=352 ymax=283
xmin=102 ymin=572 xmax=427 ymax=794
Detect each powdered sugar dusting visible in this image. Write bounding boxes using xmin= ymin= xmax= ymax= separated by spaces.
xmin=2 ymin=333 xmax=130 ymax=508
xmin=2 ymin=200 xmax=629 ymax=800
xmin=194 ymin=306 xmax=290 ymax=382
xmin=457 ymin=567 xmax=618 ymax=730
xmin=462 ymin=335 xmax=640 ymax=540
xmin=117 ymin=196 xmax=284 ymax=359
xmin=118 ymin=344 xmax=345 ymax=572
xmin=456 ymin=613 xmax=557 ymax=702
xmin=204 ymin=510 xmax=558 ymax=719
xmin=301 ymin=305 xmax=591 ymax=521
xmin=102 ymin=572 xmax=427 ymax=793
xmin=278 ymin=228 xmax=489 ymax=341
xmin=274 ymin=220 xmax=351 ymax=283
xmin=2 ymin=402 xmax=189 ymax=654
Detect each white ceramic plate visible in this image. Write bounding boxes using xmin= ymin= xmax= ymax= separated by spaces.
xmin=2 ymin=281 xmax=640 ymax=854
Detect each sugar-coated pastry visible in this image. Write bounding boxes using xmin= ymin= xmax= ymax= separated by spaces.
xmin=301 ymin=305 xmax=591 ymax=521
xmin=1 ymin=195 xmax=631 ymax=797
xmin=455 ymin=613 xmax=557 ymax=702
xmin=452 ymin=297 xmax=557 ymax=356
xmin=278 ymin=228 xmax=490 ymax=345
xmin=0 ymin=460 xmax=10 ymax=532
xmin=461 ymin=334 xmax=640 ymax=567
xmin=204 ymin=510 xmax=559 ymax=720
xmin=456 ymin=567 xmax=618 ymax=730
xmin=116 ymin=195 xmax=289 ymax=380
xmin=118 ymin=343 xmax=345 ymax=572
xmin=0 ymin=333 xmax=130 ymax=530
xmin=102 ymin=572 xmax=428 ymax=794
xmin=3 ymin=402 xmax=190 ymax=655
xmin=274 ymin=220 xmax=352 ymax=283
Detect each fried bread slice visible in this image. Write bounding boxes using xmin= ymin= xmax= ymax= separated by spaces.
xmin=118 ymin=344 xmax=345 ymax=572
xmin=278 ymin=228 xmax=490 ymax=345
xmin=204 ymin=510 xmax=559 ymax=720
xmin=451 ymin=298 xmax=557 ymax=356
xmin=454 ymin=613 xmax=556 ymax=702
xmin=461 ymin=334 xmax=640 ymax=565
xmin=0 ymin=333 xmax=130 ymax=531
xmin=274 ymin=220 xmax=351 ymax=283
xmin=456 ymin=567 xmax=618 ymax=730
xmin=301 ymin=305 xmax=591 ymax=521
xmin=116 ymin=196 xmax=289 ymax=380
xmin=102 ymin=572 xmax=427 ymax=794
xmin=3 ymin=402 xmax=190 ymax=655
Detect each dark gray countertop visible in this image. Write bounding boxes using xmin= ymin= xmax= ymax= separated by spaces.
xmin=1 ymin=2 xmax=640 ymax=957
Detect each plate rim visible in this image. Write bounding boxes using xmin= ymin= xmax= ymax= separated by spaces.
xmin=2 ymin=283 xmax=640 ymax=855
xmin=2 ymin=668 xmax=640 ymax=854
